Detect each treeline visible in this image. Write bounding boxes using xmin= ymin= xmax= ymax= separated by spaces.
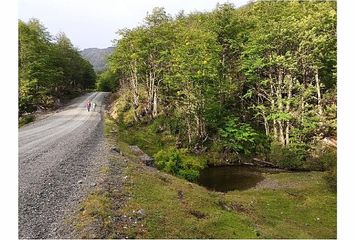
xmin=102 ymin=1 xmax=336 ymax=172
xmin=19 ymin=19 xmax=96 ymax=115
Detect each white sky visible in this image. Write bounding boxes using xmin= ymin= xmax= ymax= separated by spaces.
xmin=18 ymin=0 xmax=250 ymax=50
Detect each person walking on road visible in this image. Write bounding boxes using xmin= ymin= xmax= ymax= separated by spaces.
xmin=91 ymin=102 xmax=96 ymax=112
xmin=86 ymin=101 xmax=91 ymax=112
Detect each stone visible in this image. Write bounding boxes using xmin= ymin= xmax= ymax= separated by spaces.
xmin=137 ymin=209 xmax=145 ymax=216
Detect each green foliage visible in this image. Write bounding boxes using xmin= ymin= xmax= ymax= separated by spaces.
xmin=106 ymin=2 xmax=336 ymax=168
xmin=269 ymin=143 xmax=307 ymax=170
xmin=154 ymin=148 xmax=206 ymax=181
xmin=96 ymin=70 xmax=118 ymax=92
xmin=219 ymin=118 xmax=269 ymax=156
xmin=19 ymin=115 xmax=35 ymax=127
xmin=324 ymin=165 xmax=337 ymax=192
xmin=19 ymin=19 xmax=96 ymax=115
xmin=305 ymin=146 xmax=337 ymax=171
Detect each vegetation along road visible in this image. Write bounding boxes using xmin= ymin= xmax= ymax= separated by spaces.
xmin=18 ymin=1 xmax=337 ymax=238
xmin=19 ymin=92 xmax=110 ymax=239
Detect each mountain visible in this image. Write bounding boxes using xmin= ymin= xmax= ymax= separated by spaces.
xmin=80 ymin=47 xmax=115 ymax=72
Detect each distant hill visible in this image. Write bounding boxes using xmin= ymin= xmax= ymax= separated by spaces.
xmin=80 ymin=47 xmax=115 ymax=72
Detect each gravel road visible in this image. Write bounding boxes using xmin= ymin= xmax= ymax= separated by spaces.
xmin=19 ymin=92 xmax=111 ymax=239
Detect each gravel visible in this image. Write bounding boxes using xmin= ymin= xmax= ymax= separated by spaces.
xmin=19 ymin=92 xmax=113 ymax=239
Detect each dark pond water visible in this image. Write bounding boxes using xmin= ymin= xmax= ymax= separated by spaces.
xmin=198 ymin=165 xmax=272 ymax=192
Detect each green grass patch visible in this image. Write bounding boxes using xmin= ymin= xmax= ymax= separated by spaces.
xmin=19 ymin=115 xmax=35 ymax=127
xmin=120 ymin=160 xmax=258 ymax=239
xmin=225 ymin=172 xmax=337 ymax=238
xmin=100 ymin=113 xmax=336 ymax=239
xmin=120 ymin=163 xmax=336 ymax=239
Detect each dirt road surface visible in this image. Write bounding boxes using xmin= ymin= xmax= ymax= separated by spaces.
xmin=19 ymin=92 xmax=110 ymax=239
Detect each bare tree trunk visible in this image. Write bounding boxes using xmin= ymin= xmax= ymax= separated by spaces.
xmin=152 ymin=86 xmax=158 ymax=118
xmin=315 ymin=68 xmax=323 ymax=116
xmin=285 ymin=75 xmax=293 ymax=146
xmin=186 ymin=119 xmax=192 ymax=144
xmin=263 ymin=113 xmax=269 ymax=136
xmin=276 ymin=70 xmax=285 ymax=146
xmin=130 ymin=60 xmax=139 ymax=121
xmin=278 ymin=121 xmax=285 ymax=146
xmin=269 ymin=74 xmax=278 ymax=140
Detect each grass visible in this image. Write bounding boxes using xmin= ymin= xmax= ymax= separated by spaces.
xmin=118 ymin=161 xmax=336 ymax=239
xmin=113 ymin=118 xmax=176 ymax=157
xmin=19 ymin=115 xmax=35 ymax=127
xmin=101 ymin=115 xmax=337 ymax=238
xmin=73 ymin=114 xmax=336 ymax=239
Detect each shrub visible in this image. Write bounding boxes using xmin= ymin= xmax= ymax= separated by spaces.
xmin=269 ymin=143 xmax=307 ymax=170
xmin=320 ymin=148 xmax=337 ymax=192
xmin=305 ymin=147 xmax=337 ymax=171
xmin=324 ymin=166 xmax=337 ymax=192
xmin=153 ymin=147 xmax=206 ymax=182
xmin=219 ymin=118 xmax=270 ymax=156
xmin=19 ymin=115 xmax=35 ymax=127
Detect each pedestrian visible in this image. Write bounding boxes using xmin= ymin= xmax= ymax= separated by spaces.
xmin=92 ymin=102 xmax=96 ymax=112
xmin=86 ymin=101 xmax=91 ymax=112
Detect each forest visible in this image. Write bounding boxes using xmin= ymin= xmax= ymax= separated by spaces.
xmin=19 ymin=19 xmax=96 ymax=116
xmin=98 ymin=1 xmax=337 ymax=184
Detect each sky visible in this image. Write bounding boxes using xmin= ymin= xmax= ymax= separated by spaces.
xmin=18 ymin=0 xmax=250 ymax=50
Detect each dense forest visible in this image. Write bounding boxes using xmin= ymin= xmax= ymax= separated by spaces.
xmin=19 ymin=19 xmax=96 ymax=116
xmin=99 ymin=1 xmax=337 ymax=183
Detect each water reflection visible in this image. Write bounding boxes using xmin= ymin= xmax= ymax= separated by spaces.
xmin=198 ymin=165 xmax=270 ymax=192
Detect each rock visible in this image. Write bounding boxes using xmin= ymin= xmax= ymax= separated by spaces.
xmin=189 ymin=209 xmax=206 ymax=219
xmin=111 ymin=147 xmax=121 ymax=154
xmin=178 ymin=190 xmax=184 ymax=200
xmin=129 ymin=145 xmax=144 ymax=155
xmin=137 ymin=209 xmax=145 ymax=216
xmin=129 ymin=145 xmax=154 ymax=166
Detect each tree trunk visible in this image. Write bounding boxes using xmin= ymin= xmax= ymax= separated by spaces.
xmin=152 ymin=87 xmax=158 ymax=118
xmin=270 ymin=74 xmax=278 ymax=140
xmin=130 ymin=60 xmax=139 ymax=121
xmin=187 ymin=119 xmax=192 ymax=144
xmin=276 ymin=70 xmax=285 ymax=146
xmin=285 ymin=75 xmax=293 ymax=146
xmin=315 ymin=68 xmax=323 ymax=116
xmin=263 ymin=113 xmax=269 ymax=136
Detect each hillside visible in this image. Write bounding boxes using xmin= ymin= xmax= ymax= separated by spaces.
xmin=80 ymin=47 xmax=114 ymax=72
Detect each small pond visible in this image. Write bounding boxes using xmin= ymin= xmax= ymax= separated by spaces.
xmin=197 ymin=165 xmax=278 ymax=192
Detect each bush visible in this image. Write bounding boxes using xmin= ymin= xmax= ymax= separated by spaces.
xmin=269 ymin=143 xmax=307 ymax=170
xmin=153 ymin=147 xmax=206 ymax=182
xmin=19 ymin=115 xmax=35 ymax=127
xmin=324 ymin=166 xmax=337 ymax=192
xmin=219 ymin=118 xmax=270 ymax=156
xmin=96 ymin=70 xmax=118 ymax=92
xmin=305 ymin=147 xmax=337 ymax=171
xmin=320 ymin=148 xmax=337 ymax=192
